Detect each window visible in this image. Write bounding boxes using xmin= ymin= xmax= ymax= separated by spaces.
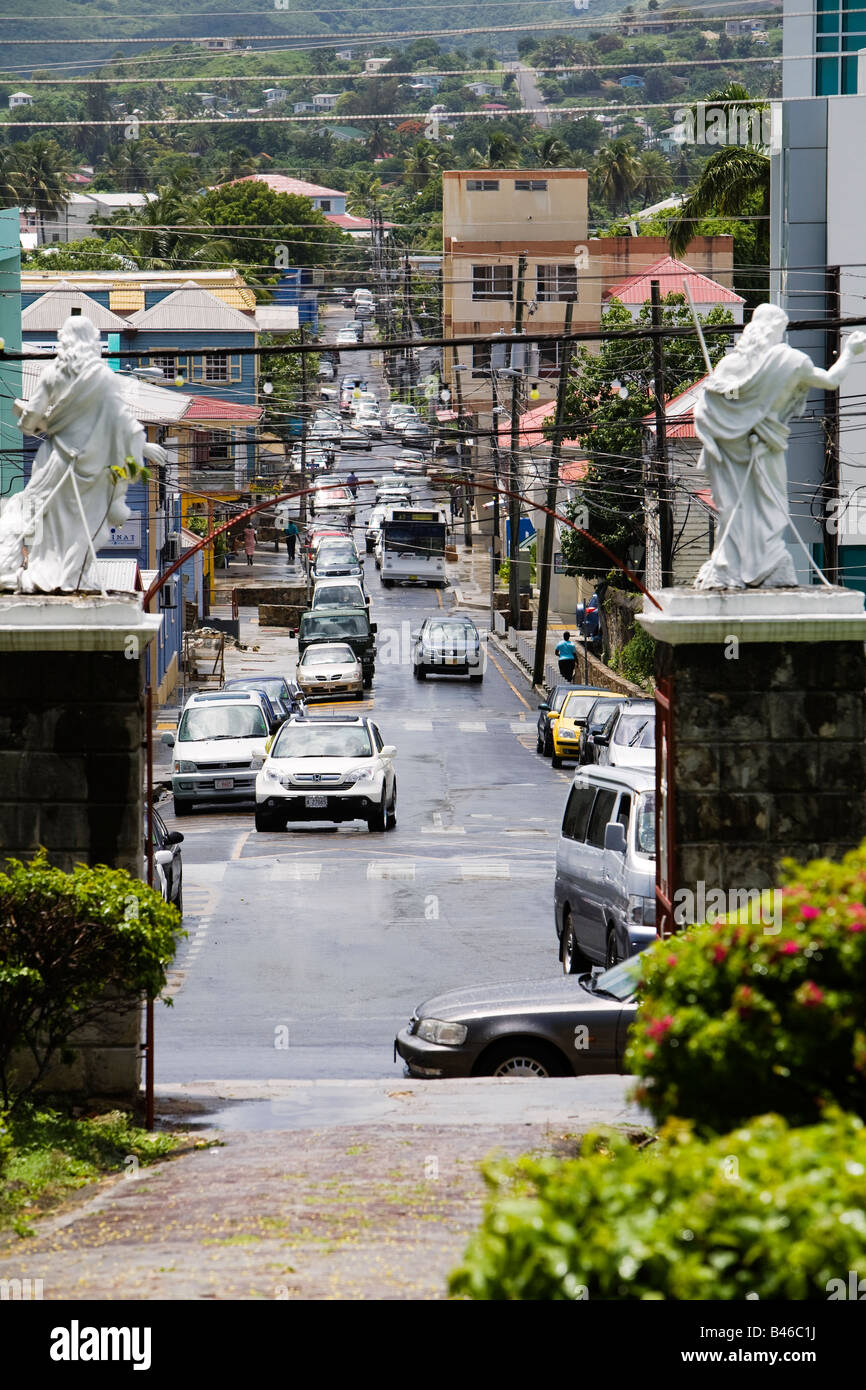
xmin=616 ymin=794 xmax=632 ymax=836
xmin=538 ymin=341 xmax=565 ymax=378
xmin=536 ymin=264 xmax=578 ymax=302
xmin=515 ymin=178 xmax=547 ymax=191
xmin=203 ymin=353 xmax=229 ymax=382
xmin=148 ymin=355 xmax=176 ymax=377
xmin=472 ymin=343 xmax=492 ymax=375
xmin=472 ymin=264 xmax=513 ymax=301
xmin=207 ymin=430 xmax=232 ymax=461
xmin=562 ymin=784 xmax=596 ymax=842
xmin=319 ymin=199 xmax=331 ymax=212
xmin=466 ymin=179 xmax=499 ymax=191
xmin=586 ymin=788 xmax=618 ymax=849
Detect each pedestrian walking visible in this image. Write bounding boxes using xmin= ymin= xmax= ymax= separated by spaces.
xmin=555 ymin=631 xmax=578 ymax=682
xmin=449 ymin=486 xmax=459 ymax=520
xmin=243 ymin=524 xmax=256 ymax=567
xmin=283 ymin=517 xmax=299 ymax=564
xmin=346 ymin=469 xmax=359 ymax=499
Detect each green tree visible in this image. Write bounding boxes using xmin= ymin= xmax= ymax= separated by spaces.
xmin=592 ymin=138 xmax=639 ymax=215
xmin=7 ymin=136 xmax=73 ymax=242
xmin=531 ymin=134 xmax=573 ymax=168
xmin=635 ymin=149 xmax=673 ymax=207
xmin=22 ymin=237 xmax=138 ymax=272
xmin=195 ymin=179 xmax=343 ymax=271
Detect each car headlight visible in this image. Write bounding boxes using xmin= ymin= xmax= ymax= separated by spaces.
xmin=263 ymin=765 xmax=282 ymax=782
xmin=174 ymin=760 xmax=197 ymax=773
xmin=416 ymin=1018 xmax=468 ymax=1046
xmin=250 ymin=757 xmax=264 ymax=771
xmin=344 ymin=766 xmax=376 ymax=784
xmin=628 ymin=894 xmax=656 ymax=926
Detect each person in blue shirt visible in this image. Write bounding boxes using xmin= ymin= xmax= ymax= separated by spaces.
xmin=555 ymin=631 xmax=577 ymax=682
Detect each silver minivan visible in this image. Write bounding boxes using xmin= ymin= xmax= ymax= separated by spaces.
xmin=554 ymin=765 xmax=656 ymax=974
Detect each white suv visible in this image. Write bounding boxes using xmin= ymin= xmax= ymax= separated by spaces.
xmin=255 ymin=715 xmax=397 ymax=832
xmin=163 ymin=692 xmax=271 ymax=816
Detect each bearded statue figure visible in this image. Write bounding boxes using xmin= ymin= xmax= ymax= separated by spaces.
xmin=0 ymin=315 xmax=159 ymax=593
xmin=693 ymin=303 xmax=866 ymax=590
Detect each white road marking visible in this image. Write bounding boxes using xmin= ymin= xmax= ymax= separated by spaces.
xmin=403 ymin=718 xmax=433 ymax=731
xmin=510 ymin=720 xmax=530 ymax=733
xmin=367 ymin=861 xmax=416 ymax=880
xmin=181 ymin=863 xmax=227 ymax=884
xmin=458 ymin=720 xmax=487 ymax=732
xmin=421 ymin=826 xmax=467 ymax=835
xmin=271 ymin=861 xmax=323 ymax=880
xmin=460 ymin=862 xmax=510 ymax=880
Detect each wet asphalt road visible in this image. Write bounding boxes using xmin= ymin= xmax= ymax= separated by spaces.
xmin=155 ymin=326 xmax=574 ymax=1084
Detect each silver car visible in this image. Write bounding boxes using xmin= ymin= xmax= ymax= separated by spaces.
xmin=554 ymin=765 xmax=656 ymax=973
xmin=296 ymin=642 xmax=363 ymax=699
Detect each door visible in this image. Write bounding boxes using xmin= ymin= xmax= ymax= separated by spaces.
xmin=556 ymin=782 xmax=596 ymax=941
xmin=580 ymin=787 xmax=619 ymax=960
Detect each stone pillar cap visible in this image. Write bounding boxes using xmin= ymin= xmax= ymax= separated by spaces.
xmin=0 ymin=592 xmax=162 ymax=652
xmin=637 ymin=585 xmax=866 ymax=645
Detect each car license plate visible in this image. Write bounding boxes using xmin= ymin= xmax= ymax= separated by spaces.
xmin=305 ymin=795 xmax=328 ymax=808
xmin=444 ymin=655 xmax=459 ymax=665
xmin=409 ymin=574 xmax=418 ymax=581
xmin=214 ymin=778 xmax=234 ymax=790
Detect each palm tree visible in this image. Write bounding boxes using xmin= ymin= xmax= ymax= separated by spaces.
xmin=593 ymin=139 xmax=639 ymax=215
xmin=402 ymin=139 xmax=441 ymax=190
xmin=366 ymin=122 xmax=389 ymax=161
xmin=12 ymin=136 xmax=73 ymax=242
xmin=635 ymin=150 xmax=672 ymax=208
xmin=667 ymin=145 xmax=770 ymax=260
xmin=211 ymin=147 xmax=259 ymax=185
xmin=347 ymin=171 xmax=384 ymax=217
xmin=531 ymin=133 xmax=572 ymax=168
xmin=486 ymin=130 xmax=523 ymax=168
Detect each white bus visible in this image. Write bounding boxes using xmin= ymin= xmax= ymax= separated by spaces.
xmin=379 ymin=506 xmax=448 ymax=588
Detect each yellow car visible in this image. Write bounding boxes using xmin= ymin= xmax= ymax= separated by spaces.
xmin=551 ymin=689 xmax=619 ymax=768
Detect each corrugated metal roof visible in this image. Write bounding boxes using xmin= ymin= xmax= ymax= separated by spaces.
xmin=96 ymin=558 xmax=141 ymax=592
xmin=499 ymin=400 xmax=584 ymax=451
xmin=605 ymin=256 xmax=744 ymax=306
xmin=20 ymin=352 xmax=193 ymax=424
xmin=226 ymin=173 xmax=346 ymax=198
xmin=128 ymin=284 xmax=256 ymax=332
xmin=254 ymin=305 xmax=300 ymax=332
xmin=22 ymin=284 xmax=129 ymax=332
xmin=183 ymin=396 xmax=262 ymax=421
xmin=642 ymin=375 xmax=708 ymax=440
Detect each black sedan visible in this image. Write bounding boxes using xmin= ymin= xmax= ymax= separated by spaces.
xmin=395 ymin=957 xmax=639 ymax=1079
xmin=149 ymin=806 xmax=184 ymax=914
xmin=222 ymin=676 xmax=305 ymax=725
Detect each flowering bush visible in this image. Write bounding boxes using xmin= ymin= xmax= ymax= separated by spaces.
xmin=449 ymin=1111 xmax=866 ymax=1301
xmin=626 ymin=844 xmax=866 ymax=1132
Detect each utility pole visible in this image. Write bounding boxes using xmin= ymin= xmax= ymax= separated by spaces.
xmin=532 ymin=299 xmax=574 ymax=687
xmin=823 ymin=263 xmax=841 ymax=584
xmin=452 ymin=347 xmax=472 ymax=548
xmin=650 ymin=280 xmax=672 ymax=586
xmin=509 ymin=252 xmax=528 ymax=631
xmin=298 ymin=324 xmax=308 ymax=530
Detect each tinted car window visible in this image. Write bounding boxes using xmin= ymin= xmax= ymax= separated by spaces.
xmin=562 ymin=784 xmax=596 ymax=842
xmin=636 ymin=791 xmax=656 ymax=855
xmin=616 ymin=793 xmax=632 ymax=835
xmin=302 ymin=614 xmax=368 ymax=639
xmin=586 ymin=788 xmax=618 ymax=848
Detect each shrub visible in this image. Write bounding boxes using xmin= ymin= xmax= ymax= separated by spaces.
xmin=0 ymin=852 xmax=184 ymax=1109
xmin=626 ymin=844 xmax=866 ymax=1132
xmin=449 ymin=1111 xmax=866 ymax=1300
xmin=609 ymin=623 xmax=655 ymax=688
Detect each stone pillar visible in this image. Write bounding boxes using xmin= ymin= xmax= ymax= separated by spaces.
xmin=639 ymin=588 xmax=866 ymax=933
xmin=0 ymin=592 xmax=161 ymax=1098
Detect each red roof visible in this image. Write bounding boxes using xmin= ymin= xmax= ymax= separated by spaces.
xmin=225 ymin=173 xmax=346 ymax=199
xmin=325 ymin=212 xmax=395 ymax=232
xmin=560 ymin=460 xmax=588 ymax=483
xmin=604 ymin=255 xmax=744 ymax=306
xmin=183 ymin=396 xmax=262 ymax=422
xmin=693 ymin=487 xmax=718 ymax=512
xmin=499 ymin=400 xmax=584 ymax=451
xmin=642 ymin=375 xmax=708 ymax=440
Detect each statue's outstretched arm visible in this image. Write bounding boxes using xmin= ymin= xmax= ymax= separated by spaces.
xmin=806 ymin=331 xmax=866 ymax=390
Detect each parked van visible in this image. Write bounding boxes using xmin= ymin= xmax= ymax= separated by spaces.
xmin=161 ymin=691 xmax=271 ymax=816
xmin=554 ymin=765 xmax=656 ymax=974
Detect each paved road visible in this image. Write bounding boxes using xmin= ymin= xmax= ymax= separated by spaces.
xmin=155 ymin=319 xmax=574 ymax=1086
xmin=509 ymin=61 xmax=551 ymax=129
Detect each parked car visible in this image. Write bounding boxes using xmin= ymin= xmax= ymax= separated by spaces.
xmin=317 ymin=361 xmax=335 ymax=382
xmin=596 ymin=701 xmax=656 ymax=770
xmin=296 ymin=641 xmax=364 ymax=700
xmin=149 ymin=806 xmax=183 ymax=912
xmin=395 ymin=955 xmax=641 ymax=1079
xmin=365 ymin=503 xmax=389 ymax=554
xmin=222 ymin=675 xmax=305 ymax=724
xmin=555 ymin=765 xmax=656 ymax=973
xmin=312 ymin=574 xmax=369 ymax=608
xmin=339 ymin=427 xmax=373 ymax=452
xmin=401 ymin=421 xmax=432 ymax=448
xmin=254 ymin=714 xmax=396 ymax=831
xmin=578 ymin=697 xmax=629 ymax=767
xmin=387 ymin=402 xmax=418 ymax=429
xmin=536 ymin=683 xmax=596 ymax=757
xmin=575 ymin=592 xmax=602 ymax=652
xmin=392 ymin=451 xmax=427 ymax=475
xmin=295 ymin=606 xmax=377 ymax=687
xmin=550 ymin=688 xmax=618 ymax=768
xmin=413 ymin=615 xmax=483 ymax=682
xmin=161 ymin=691 xmax=271 ymax=816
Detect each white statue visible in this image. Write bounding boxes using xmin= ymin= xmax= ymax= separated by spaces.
xmin=693 ymin=303 xmax=866 ymax=590
xmin=0 ymin=315 xmax=157 ymax=593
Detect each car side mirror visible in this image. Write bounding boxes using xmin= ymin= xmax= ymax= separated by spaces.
xmin=604 ymin=822 xmax=627 ymax=854
xmin=594 ymin=735 xmax=609 ymax=747
xmin=161 ymin=732 xmax=175 ymax=747
xmin=370 ymin=623 xmax=377 ymax=634
xmin=154 ymin=849 xmax=174 ymax=868
xmin=380 ymin=744 xmax=397 ymax=758
xmin=289 ymin=629 xmax=297 ymax=638
xmin=537 ymin=702 xmax=549 ymax=711
xmin=164 ymin=831 xmax=184 ymax=846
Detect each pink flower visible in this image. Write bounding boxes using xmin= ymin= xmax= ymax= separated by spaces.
xmin=647 ymin=1015 xmax=674 ymax=1041
xmin=713 ymin=945 xmax=727 ymax=964
xmin=781 ymin=941 xmax=799 ymax=955
xmin=800 ymin=906 xmax=820 ymax=921
xmin=667 ymin=954 xmax=678 ymax=968
xmin=798 ymin=981 xmax=825 ymax=1008
xmin=849 ymin=922 xmax=866 ymax=934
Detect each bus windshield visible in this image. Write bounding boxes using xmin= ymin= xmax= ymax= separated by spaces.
xmin=382 ymin=522 xmax=446 ymax=557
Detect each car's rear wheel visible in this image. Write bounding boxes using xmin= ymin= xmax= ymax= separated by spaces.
xmin=365 ymin=539 xmax=374 ymax=554
xmin=382 ymin=578 xmax=394 ymax=589
xmin=605 ymin=928 xmax=621 ymax=970
xmin=561 ymin=913 xmax=589 ymax=976
xmin=173 ymin=798 xmax=192 ymax=817
xmin=363 ymin=671 xmax=373 ymax=689
xmin=469 ymin=673 xmax=483 ymax=684
xmin=476 ymin=1039 xmax=565 ymax=1079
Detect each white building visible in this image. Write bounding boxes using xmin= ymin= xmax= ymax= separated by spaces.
xmin=264 ymin=88 xmax=288 ymax=106
xmin=37 ymin=192 xmax=157 ymax=245
xmin=312 ymin=93 xmax=339 ymax=111
xmin=8 ymin=91 xmax=33 ymax=108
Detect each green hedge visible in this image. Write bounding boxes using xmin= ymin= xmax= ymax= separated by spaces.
xmin=626 ymin=844 xmax=866 ymax=1132
xmin=450 ymin=1112 xmax=866 ymax=1300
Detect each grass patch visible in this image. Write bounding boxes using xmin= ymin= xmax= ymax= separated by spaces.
xmin=1 ymin=1103 xmax=180 ymax=1237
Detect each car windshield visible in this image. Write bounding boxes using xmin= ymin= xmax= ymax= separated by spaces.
xmin=550 ymin=687 xmax=575 ymax=713
xmin=615 ymin=712 xmax=656 ymax=748
xmin=561 ymin=693 xmax=604 ymax=721
xmin=272 ymin=724 xmax=373 ymax=758
xmin=303 ymin=614 xmax=367 ymax=639
xmin=178 ymin=704 xmax=268 ymax=741
xmin=316 ymin=487 xmax=350 ymax=500
xmin=313 ymin=585 xmax=363 ymax=607
xmin=591 ymin=954 xmax=643 ymax=1001
xmin=300 ymin=644 xmax=356 ymax=666
xmin=425 ymin=622 xmax=477 ymax=644
xmin=635 ymin=790 xmax=656 ymax=854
